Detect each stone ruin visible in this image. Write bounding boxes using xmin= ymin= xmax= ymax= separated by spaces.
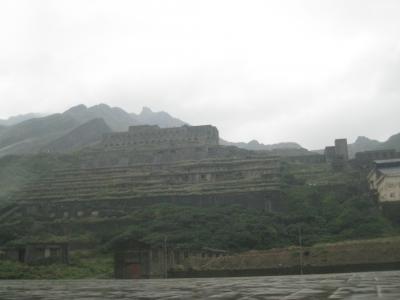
xmin=324 ymin=138 xmax=349 ymax=170
xmin=1 ymin=125 xmax=283 ymax=221
xmin=102 ymin=124 xmax=219 ymax=150
xmin=324 ymin=138 xmax=349 ymax=163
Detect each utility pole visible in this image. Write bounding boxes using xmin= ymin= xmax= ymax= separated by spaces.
xmin=298 ymin=226 xmax=303 ymax=275
xmin=163 ymin=235 xmax=168 ymax=279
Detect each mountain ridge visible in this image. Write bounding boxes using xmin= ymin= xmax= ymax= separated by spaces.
xmin=0 ymin=104 xmax=192 ymax=157
xmin=131 ymin=107 xmax=187 ymax=128
xmin=0 ymin=113 xmax=44 ymax=126
xmin=1 ymin=103 xmax=399 ymax=157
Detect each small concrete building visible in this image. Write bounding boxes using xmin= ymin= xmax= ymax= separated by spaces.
xmin=0 ymin=243 xmax=69 ymax=264
xmin=114 ymin=240 xmax=227 ymax=279
xmin=368 ymin=159 xmax=400 ymax=203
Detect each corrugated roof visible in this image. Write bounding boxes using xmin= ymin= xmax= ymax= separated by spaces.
xmin=378 ymin=167 xmax=400 ymax=176
xmin=374 ymin=158 xmax=400 ymax=164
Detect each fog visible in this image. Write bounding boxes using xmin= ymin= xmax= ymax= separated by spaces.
xmin=1 ymin=0 xmax=400 ymax=149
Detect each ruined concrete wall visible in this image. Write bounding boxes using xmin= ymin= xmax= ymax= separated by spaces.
xmin=16 ymin=190 xmax=282 ymax=220
xmin=102 ymin=125 xmax=219 ymax=150
xmin=4 ymin=138 xmax=283 ymax=222
xmin=5 ymin=155 xmax=282 ymax=221
xmin=115 ymin=237 xmax=400 ymax=279
xmin=79 ymin=145 xmax=269 ymax=168
xmin=242 ymin=238 xmax=400 ymax=269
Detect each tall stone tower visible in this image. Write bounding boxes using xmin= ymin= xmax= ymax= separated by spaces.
xmin=334 ymin=138 xmax=349 ymax=161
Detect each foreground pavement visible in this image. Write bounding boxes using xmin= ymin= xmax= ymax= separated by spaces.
xmin=0 ymin=270 xmax=399 ymax=299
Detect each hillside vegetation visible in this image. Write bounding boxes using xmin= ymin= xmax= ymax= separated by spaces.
xmin=1 ymin=158 xmax=397 ymax=249
xmin=0 ymin=153 xmax=399 ymax=279
xmin=0 ymin=154 xmax=79 ymax=206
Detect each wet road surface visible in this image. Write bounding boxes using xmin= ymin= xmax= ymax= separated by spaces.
xmin=0 ymin=270 xmax=399 ymax=299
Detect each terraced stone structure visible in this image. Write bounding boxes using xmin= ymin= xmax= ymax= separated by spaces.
xmin=4 ymin=125 xmax=282 ymax=220
xmin=102 ymin=125 xmax=219 ymax=150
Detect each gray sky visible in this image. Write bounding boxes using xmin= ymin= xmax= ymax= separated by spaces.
xmin=1 ymin=0 xmax=400 ymax=149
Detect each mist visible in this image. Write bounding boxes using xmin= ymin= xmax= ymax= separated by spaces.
xmin=1 ymin=0 xmax=400 ymax=149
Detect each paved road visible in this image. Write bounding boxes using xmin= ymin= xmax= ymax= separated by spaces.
xmin=0 ymin=270 xmax=399 ymax=299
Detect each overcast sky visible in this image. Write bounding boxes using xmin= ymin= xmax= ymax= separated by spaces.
xmin=1 ymin=0 xmax=400 ymax=149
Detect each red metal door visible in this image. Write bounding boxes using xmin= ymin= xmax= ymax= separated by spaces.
xmin=129 ymin=263 xmax=141 ymax=279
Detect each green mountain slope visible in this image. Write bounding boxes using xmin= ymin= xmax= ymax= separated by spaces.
xmin=42 ymin=118 xmax=112 ymax=153
xmin=0 ymin=114 xmax=79 ymax=156
xmin=0 ymin=113 xmax=44 ymax=126
xmin=0 ymin=104 xmax=190 ymax=157
xmin=380 ymin=133 xmax=400 ymax=151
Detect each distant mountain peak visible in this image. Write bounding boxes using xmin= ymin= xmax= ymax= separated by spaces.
xmin=248 ymin=140 xmax=260 ymax=146
xmin=132 ymin=107 xmax=187 ymax=128
xmin=61 ymin=103 xmax=136 ymax=131
xmin=90 ymin=103 xmax=112 ymax=111
xmin=140 ymin=107 xmax=153 ymax=115
xmin=354 ymin=136 xmax=378 ymax=143
xmin=64 ymin=104 xmax=87 ymax=114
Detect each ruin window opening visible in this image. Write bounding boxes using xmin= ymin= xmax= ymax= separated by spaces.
xmin=18 ymin=248 xmax=26 ymax=263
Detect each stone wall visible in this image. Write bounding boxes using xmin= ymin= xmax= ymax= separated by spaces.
xmin=101 ymin=125 xmax=219 ymax=150
xmin=79 ymin=145 xmax=259 ymax=168
xmin=2 ymin=123 xmax=284 ymax=222
xmin=5 ymin=156 xmax=282 ymax=221
xmin=17 ymin=190 xmax=282 ymax=221
xmin=114 ymin=237 xmax=400 ymax=278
